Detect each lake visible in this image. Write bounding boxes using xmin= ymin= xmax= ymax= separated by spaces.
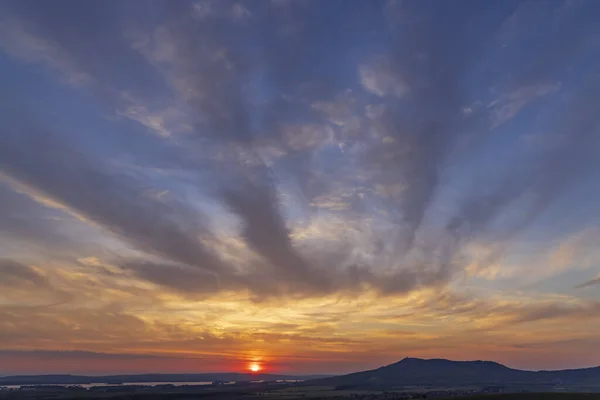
xmin=1 ymin=381 xmax=213 ymax=389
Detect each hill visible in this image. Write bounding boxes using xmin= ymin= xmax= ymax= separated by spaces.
xmin=310 ymin=358 xmax=600 ymax=390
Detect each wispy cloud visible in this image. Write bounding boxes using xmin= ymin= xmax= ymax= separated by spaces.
xmin=0 ymin=18 xmax=93 ymax=85
xmin=0 ymin=258 xmax=48 ymax=287
xmin=576 ymin=275 xmax=600 ymax=289
xmin=488 ymin=82 xmax=561 ymax=129
xmin=359 ymin=57 xmax=409 ymax=97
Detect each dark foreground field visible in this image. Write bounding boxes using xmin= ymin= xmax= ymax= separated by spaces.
xmin=2 ymin=385 xmax=600 ymax=400
xmin=464 ymin=395 xmax=600 ymax=400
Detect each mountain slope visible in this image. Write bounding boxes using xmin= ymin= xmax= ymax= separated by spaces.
xmin=311 ymin=358 xmax=600 ymax=389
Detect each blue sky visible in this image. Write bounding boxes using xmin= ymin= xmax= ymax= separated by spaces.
xmin=1 ymin=0 xmax=600 ymax=375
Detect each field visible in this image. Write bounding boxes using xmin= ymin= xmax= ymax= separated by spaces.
xmin=3 ymin=384 xmax=600 ymax=400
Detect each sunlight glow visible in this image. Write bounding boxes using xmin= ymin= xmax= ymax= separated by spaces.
xmin=249 ymin=362 xmax=261 ymax=372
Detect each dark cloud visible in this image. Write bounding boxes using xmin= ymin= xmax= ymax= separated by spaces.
xmin=0 ymin=184 xmax=68 ymax=248
xmin=0 ymin=128 xmax=228 ymax=278
xmin=449 ymin=78 xmax=600 ymax=248
xmin=0 ymin=183 xmax=114 ymax=261
xmin=222 ymin=186 xmax=313 ymax=283
xmin=509 ymin=301 xmax=600 ymax=324
xmin=124 ymin=1 xmax=329 ymax=290
xmin=374 ymin=0 xmax=597 ymax=241
xmin=0 ymin=306 xmax=148 ymax=345
xmin=0 ymin=258 xmax=48 ymax=287
xmin=377 ymin=289 xmax=600 ymax=328
xmin=576 ymin=276 xmax=600 ymax=289
xmin=0 ymin=257 xmax=73 ymax=307
xmin=121 ymin=260 xmax=223 ymax=293
xmin=0 ymin=349 xmax=167 ymax=360
xmin=364 ymin=1 xmax=496 ymax=240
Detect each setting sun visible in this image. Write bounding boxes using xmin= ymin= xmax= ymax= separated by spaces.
xmin=249 ymin=363 xmax=261 ymax=372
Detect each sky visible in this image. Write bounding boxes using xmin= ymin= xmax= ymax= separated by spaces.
xmin=1 ymin=0 xmax=600 ymax=376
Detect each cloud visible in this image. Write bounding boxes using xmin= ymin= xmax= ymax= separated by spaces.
xmin=449 ymin=79 xmax=599 ymax=249
xmin=127 ymin=17 xmax=252 ymax=143
xmin=191 ymin=1 xmax=250 ymax=22
xmin=0 ymin=128 xmax=229 ymax=279
xmin=489 ymin=82 xmax=561 ymax=129
xmin=359 ymin=57 xmax=409 ymax=97
xmin=117 ymin=92 xmax=192 ymax=138
xmin=1 ymin=0 xmax=596 ymax=301
xmin=353 ymin=2 xmax=490 ymax=256
xmin=222 ymin=186 xmax=313 ymax=284
xmin=0 ymin=183 xmax=69 ymax=249
xmin=230 ymin=3 xmax=251 ymax=21
xmin=576 ymin=275 xmax=600 ymax=289
xmin=122 ymin=260 xmax=223 ymax=293
xmin=501 ymin=299 xmax=600 ymax=325
xmin=0 ymin=258 xmax=48 ymax=287
xmin=0 ymin=18 xmax=92 ymax=85
xmin=125 ymin=7 xmax=336 ymax=297
xmin=281 ymin=124 xmax=335 ymax=150
xmin=311 ymin=90 xmax=359 ymax=127
xmin=397 ymin=289 xmax=600 ymax=331
xmin=1 ymin=1 xmax=597 ymax=298
xmin=0 ymin=349 xmax=166 ymax=360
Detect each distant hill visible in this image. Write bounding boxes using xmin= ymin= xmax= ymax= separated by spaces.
xmin=0 ymin=373 xmax=332 ymax=386
xmin=309 ymin=357 xmax=600 ymax=390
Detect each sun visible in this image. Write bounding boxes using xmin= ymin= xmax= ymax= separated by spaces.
xmin=249 ymin=362 xmax=261 ymax=372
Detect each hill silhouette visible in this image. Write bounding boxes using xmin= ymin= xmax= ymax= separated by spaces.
xmin=311 ymin=357 xmax=600 ymax=390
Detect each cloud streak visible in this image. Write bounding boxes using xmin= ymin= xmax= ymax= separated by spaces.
xmin=576 ymin=276 xmax=600 ymax=289
xmin=0 ymin=258 xmax=48 ymax=287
